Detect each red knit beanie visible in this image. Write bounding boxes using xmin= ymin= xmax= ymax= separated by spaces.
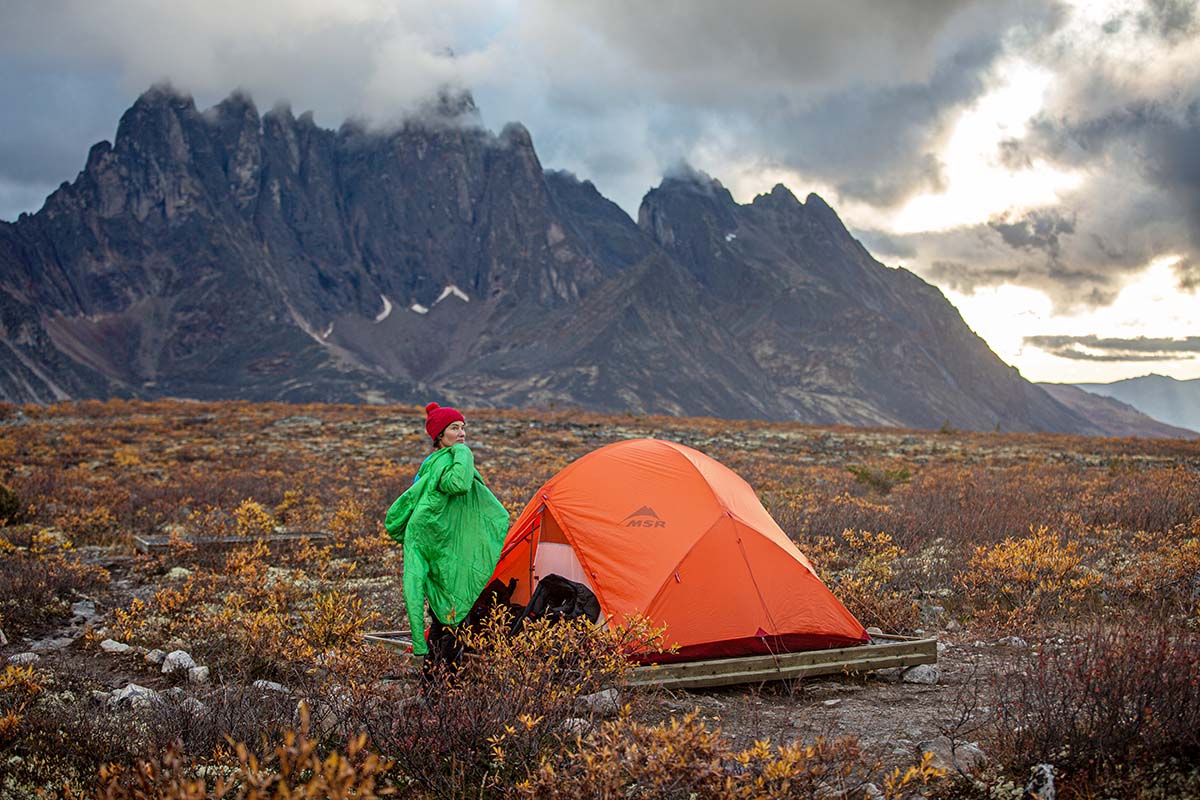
xmin=425 ymin=402 xmax=465 ymax=442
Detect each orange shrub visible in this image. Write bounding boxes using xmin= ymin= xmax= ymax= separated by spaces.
xmin=956 ymin=525 xmax=1102 ymax=631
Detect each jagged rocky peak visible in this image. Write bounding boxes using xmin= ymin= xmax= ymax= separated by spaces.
xmin=802 ymin=191 xmax=851 ymax=230
xmin=637 ymin=164 xmax=738 ymax=247
xmin=653 ymin=163 xmax=736 ymax=204
xmin=212 ymin=89 xmax=259 ymax=118
xmin=499 ymin=121 xmax=534 ymax=149
xmin=752 ymin=183 xmax=801 ymax=208
xmin=116 ymin=83 xmax=198 ymax=139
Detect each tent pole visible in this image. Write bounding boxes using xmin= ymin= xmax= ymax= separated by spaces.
xmin=528 ymin=505 xmax=543 ymax=600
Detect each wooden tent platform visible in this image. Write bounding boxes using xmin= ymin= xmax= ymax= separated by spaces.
xmin=362 ymin=631 xmax=936 ymax=689
xmin=627 ymin=634 xmax=936 ymax=689
xmin=133 ymin=530 xmax=332 ymax=554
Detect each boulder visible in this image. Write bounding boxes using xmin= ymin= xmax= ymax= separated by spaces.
xmin=100 ymin=639 xmax=133 ymax=654
xmin=145 ymin=649 xmax=166 ymax=664
xmin=902 ymin=664 xmax=940 ymax=684
xmin=110 ymin=683 xmax=160 ymax=709
xmin=872 ymin=667 xmax=903 ymax=683
xmin=181 ymin=696 xmax=206 ymax=715
xmin=70 ymin=600 xmax=98 ymax=623
xmin=33 ymin=636 xmax=77 ymax=652
xmin=162 ymin=650 xmax=197 ymax=673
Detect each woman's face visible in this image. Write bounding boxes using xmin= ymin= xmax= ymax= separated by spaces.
xmin=437 ymin=421 xmax=467 ymax=449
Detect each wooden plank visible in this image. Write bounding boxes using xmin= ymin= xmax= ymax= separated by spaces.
xmin=362 ymin=630 xmax=938 ymax=690
xmin=634 ymin=637 xmax=935 ymax=682
xmin=629 ymin=646 xmax=936 ymax=689
xmin=363 ymin=631 xmax=413 ymax=652
xmin=133 ymin=530 xmax=332 ymax=554
xmin=363 ymin=632 xmax=424 ymax=666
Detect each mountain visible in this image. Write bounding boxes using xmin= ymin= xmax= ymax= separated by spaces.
xmin=1073 ymin=375 xmax=1200 ymax=433
xmin=0 ymin=86 xmax=1101 ymax=434
xmin=1038 ymin=383 xmax=1197 ymax=438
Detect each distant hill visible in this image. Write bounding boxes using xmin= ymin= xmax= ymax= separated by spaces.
xmin=1073 ymin=375 xmax=1200 ymax=433
xmin=1039 ymin=383 xmax=1197 ymax=439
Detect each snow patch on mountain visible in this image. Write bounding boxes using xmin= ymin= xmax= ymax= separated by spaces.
xmin=436 ymin=285 xmax=470 ymax=304
xmin=374 ymin=295 xmax=392 ymax=322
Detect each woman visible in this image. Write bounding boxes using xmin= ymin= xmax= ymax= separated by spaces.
xmin=384 ymin=402 xmax=510 ymax=658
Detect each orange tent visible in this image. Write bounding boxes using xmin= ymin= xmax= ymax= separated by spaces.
xmin=491 ymin=438 xmax=868 ymax=662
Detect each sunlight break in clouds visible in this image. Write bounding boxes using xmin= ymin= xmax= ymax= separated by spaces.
xmin=891 ymin=61 xmax=1082 ymax=234
xmin=947 ymin=256 xmax=1200 ymax=384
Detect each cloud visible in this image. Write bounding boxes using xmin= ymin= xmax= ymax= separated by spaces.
xmin=1024 ymin=333 xmax=1200 ymax=361
xmin=988 ymin=209 xmax=1075 ymax=258
xmin=1138 ymin=0 xmax=1199 ymax=41
xmin=1175 ymin=257 xmax=1200 ymax=289
xmin=865 ymin=1 xmax=1200 ymax=310
xmin=507 ymin=0 xmax=1061 ymax=211
xmin=0 ymin=0 xmax=1060 ymax=220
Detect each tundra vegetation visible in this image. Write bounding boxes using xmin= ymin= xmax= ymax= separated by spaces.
xmin=0 ymin=399 xmax=1197 ymax=799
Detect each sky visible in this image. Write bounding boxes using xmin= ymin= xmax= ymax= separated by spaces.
xmin=1 ymin=0 xmax=1198 ymax=384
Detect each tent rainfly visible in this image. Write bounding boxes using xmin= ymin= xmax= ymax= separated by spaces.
xmin=491 ymin=438 xmax=869 ymax=662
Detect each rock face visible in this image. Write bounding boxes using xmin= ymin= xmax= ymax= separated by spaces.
xmin=0 ymin=85 xmax=1101 ymax=433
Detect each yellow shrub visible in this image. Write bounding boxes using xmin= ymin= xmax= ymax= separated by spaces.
xmin=812 ymin=530 xmax=919 ymax=633
xmin=0 ymin=664 xmax=43 ymax=745
xmin=956 ymin=524 xmax=1101 ymax=631
xmin=234 ymin=499 xmax=274 ymax=538
xmin=301 ymin=590 xmax=378 ymax=650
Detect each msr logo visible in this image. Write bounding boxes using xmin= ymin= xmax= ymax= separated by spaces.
xmin=621 ymin=506 xmax=666 ymax=528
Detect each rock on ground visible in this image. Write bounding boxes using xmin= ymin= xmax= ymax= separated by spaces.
xmin=33 ymin=636 xmax=77 ymax=652
xmin=8 ymin=652 xmax=39 ymax=665
xmin=109 ymin=683 xmax=160 ymax=709
xmin=100 ymin=639 xmax=132 ymax=654
xmin=902 ymin=664 xmax=940 ymax=684
xmin=162 ymin=650 xmax=197 ymax=673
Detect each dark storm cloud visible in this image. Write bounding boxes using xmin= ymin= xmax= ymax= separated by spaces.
xmin=855 ymin=229 xmax=919 ymax=260
xmin=1175 ymin=258 xmax=1200 ymax=289
xmin=923 ymin=260 xmax=1021 ymax=292
xmin=1015 ymin=100 xmax=1200 ymax=297
xmin=1024 ymin=334 xmax=1200 ymax=361
xmin=989 ymin=209 xmax=1076 ymax=258
xmin=1138 ymin=0 xmax=1199 ymax=40
xmin=498 ymin=0 xmax=1068 ymax=212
